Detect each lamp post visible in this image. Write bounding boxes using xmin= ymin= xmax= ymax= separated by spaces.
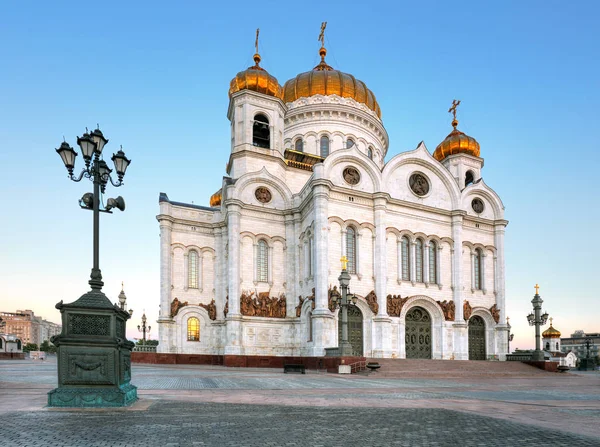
xmin=330 ymin=256 xmax=358 ymax=357
xmin=118 ymin=282 xmax=134 ymax=316
xmin=48 ymin=128 xmax=137 ymax=407
xmin=137 ymin=312 xmax=151 ymax=345
xmin=507 ymin=316 xmax=514 ymax=353
xmin=526 ymin=284 xmax=549 ymax=362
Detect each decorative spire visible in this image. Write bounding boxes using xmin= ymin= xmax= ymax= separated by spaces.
xmin=534 ymin=283 xmax=540 ymax=295
xmin=314 ymin=21 xmax=333 ymax=71
xmin=251 ymin=28 xmax=262 ymax=68
xmin=448 ymin=99 xmax=461 ymax=129
xmin=549 ymin=317 xmax=553 ymax=326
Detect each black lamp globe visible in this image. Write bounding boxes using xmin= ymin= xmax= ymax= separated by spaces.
xmin=111 ymin=148 xmax=131 ymax=180
xmin=56 ymin=142 xmax=78 ymax=174
xmin=90 ymin=128 xmax=109 ymax=155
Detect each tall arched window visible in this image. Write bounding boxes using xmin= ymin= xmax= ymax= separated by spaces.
xmin=187 ymin=317 xmax=200 ymax=341
xmin=367 ymin=146 xmax=373 ymax=160
xmin=474 ymin=249 xmax=482 ymax=290
xmin=401 ymin=236 xmax=410 ymax=281
xmin=257 ymin=240 xmax=268 ymax=282
xmin=252 ymin=113 xmax=270 ymax=148
xmin=346 ymin=138 xmax=355 ymax=148
xmin=320 ymin=136 xmax=330 ymax=157
xmin=188 ymin=251 xmax=199 ymax=289
xmin=556 ymin=342 xmax=559 ymax=350
xmin=545 ymin=342 xmax=550 ymax=351
xmin=415 ymin=239 xmax=424 ymax=283
xmin=346 ymin=227 xmax=357 ymax=274
xmin=295 ymin=139 xmax=303 ymax=152
xmin=429 ymin=241 xmax=437 ymax=284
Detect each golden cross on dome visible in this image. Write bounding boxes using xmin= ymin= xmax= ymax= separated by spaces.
xmin=121 ymin=281 xmax=124 ymax=290
xmin=535 ymin=283 xmax=540 ymax=295
xmin=506 ymin=316 xmax=510 ymax=324
xmin=549 ymin=317 xmax=553 ymax=326
xmin=318 ymin=22 xmax=327 ymax=47
xmin=340 ymin=255 xmax=348 ymax=271
xmin=448 ymin=99 xmax=461 ymax=121
xmin=255 ymin=28 xmax=260 ymax=54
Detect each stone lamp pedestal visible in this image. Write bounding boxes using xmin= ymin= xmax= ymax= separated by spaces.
xmin=47 ymin=290 xmax=138 ymax=407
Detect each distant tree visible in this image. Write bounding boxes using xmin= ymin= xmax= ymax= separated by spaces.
xmin=136 ymin=339 xmax=159 ymax=346
xmin=23 ymin=343 xmax=38 ymax=353
xmin=40 ymin=340 xmax=57 ymax=353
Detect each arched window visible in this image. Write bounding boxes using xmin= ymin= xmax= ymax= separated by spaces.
xmin=187 ymin=317 xmax=200 ymax=341
xmin=474 ymin=249 xmax=482 ymax=290
xmin=257 ymin=240 xmax=268 ymax=282
xmin=346 ymin=227 xmax=357 ymax=274
xmin=429 ymin=241 xmax=437 ymax=284
xmin=320 ymin=136 xmax=330 ymax=157
xmin=545 ymin=342 xmax=550 ymax=351
xmin=0 ymin=338 xmax=3 ymax=349
xmin=556 ymin=342 xmax=559 ymax=350
xmin=367 ymin=147 xmax=373 ymax=160
xmin=308 ymin=311 xmax=313 ymax=342
xmin=295 ymin=139 xmax=303 ymax=152
xmin=253 ymin=114 xmax=270 ymax=148
xmin=465 ymin=170 xmax=474 ymax=187
xmin=401 ymin=236 xmax=410 ymax=281
xmin=188 ymin=251 xmax=199 ymax=289
xmin=346 ymin=138 xmax=355 ymax=148
xmin=415 ymin=239 xmax=424 ymax=283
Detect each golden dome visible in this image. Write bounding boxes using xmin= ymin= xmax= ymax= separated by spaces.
xmin=209 ymin=189 xmax=222 ymax=207
xmin=282 ymin=47 xmax=381 ymax=118
xmin=542 ymin=324 xmax=561 ymax=339
xmin=433 ymin=113 xmax=480 ymax=161
xmin=229 ymin=53 xmax=283 ymax=99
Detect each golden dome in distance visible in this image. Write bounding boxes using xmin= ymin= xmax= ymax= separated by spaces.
xmin=542 ymin=318 xmax=561 ymax=339
xmin=229 ymin=29 xmax=283 ymax=100
xmin=433 ymin=100 xmax=481 ymax=161
xmin=282 ymin=22 xmax=381 ymax=118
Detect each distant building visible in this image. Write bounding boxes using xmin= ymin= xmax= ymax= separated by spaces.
xmin=0 ymin=310 xmax=61 ymax=346
xmin=541 ymin=320 xmax=577 ymax=368
xmin=561 ymin=330 xmax=600 ymax=359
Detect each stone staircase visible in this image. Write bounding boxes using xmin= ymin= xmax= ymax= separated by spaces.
xmin=362 ymin=358 xmax=553 ymax=378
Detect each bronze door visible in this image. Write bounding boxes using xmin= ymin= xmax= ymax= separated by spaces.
xmin=405 ymin=306 xmax=432 ymax=359
xmin=468 ymin=316 xmax=486 ymax=360
xmin=338 ymin=306 xmax=363 ymax=356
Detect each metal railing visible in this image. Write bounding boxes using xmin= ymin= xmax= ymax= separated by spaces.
xmin=348 ymin=360 xmax=366 ymax=373
xmin=133 ymin=345 xmax=157 ymax=353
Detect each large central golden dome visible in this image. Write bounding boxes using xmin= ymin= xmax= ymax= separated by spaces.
xmin=283 ymin=47 xmax=381 ymax=118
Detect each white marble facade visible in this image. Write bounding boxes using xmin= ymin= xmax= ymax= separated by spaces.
xmin=156 ymin=51 xmax=509 ymax=360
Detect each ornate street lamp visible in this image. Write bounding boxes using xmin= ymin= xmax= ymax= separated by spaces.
xmin=507 ymin=316 xmax=515 ymax=353
xmin=117 ymin=282 xmax=134 ymax=316
xmin=48 ymin=127 xmax=137 ymax=408
xmin=137 ymin=312 xmax=151 ymax=345
xmin=330 ymin=256 xmax=358 ymax=357
xmin=526 ymin=284 xmax=550 ymax=362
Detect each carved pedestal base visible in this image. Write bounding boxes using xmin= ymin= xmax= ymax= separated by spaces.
xmin=48 ymin=383 xmax=138 ymax=407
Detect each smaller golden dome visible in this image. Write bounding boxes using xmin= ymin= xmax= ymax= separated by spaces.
xmin=433 ymin=117 xmax=481 ymax=161
xmin=542 ymin=324 xmax=561 ymax=339
xmin=209 ymin=189 xmax=222 ymax=207
xmin=229 ymin=53 xmax=283 ymax=99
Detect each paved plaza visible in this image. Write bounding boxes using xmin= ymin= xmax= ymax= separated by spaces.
xmin=1 ymin=359 xmax=599 ymax=446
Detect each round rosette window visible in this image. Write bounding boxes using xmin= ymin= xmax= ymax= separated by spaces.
xmin=409 ymin=173 xmax=430 ymax=197
xmin=471 ymin=198 xmax=484 ymax=214
xmin=342 ymin=166 xmax=361 ymax=185
xmin=255 ymin=187 xmax=272 ymax=204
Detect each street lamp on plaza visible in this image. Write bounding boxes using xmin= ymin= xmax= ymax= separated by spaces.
xmin=118 ymin=282 xmax=134 ymax=316
xmin=330 ymin=256 xmax=358 ymax=357
xmin=48 ymin=128 xmax=137 ymax=407
xmin=137 ymin=312 xmax=151 ymax=345
xmin=526 ymin=284 xmax=549 ymax=362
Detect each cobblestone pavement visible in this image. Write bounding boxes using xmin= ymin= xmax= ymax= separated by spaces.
xmin=2 ymin=402 xmax=600 ymax=447
xmin=1 ymin=359 xmax=599 ymax=446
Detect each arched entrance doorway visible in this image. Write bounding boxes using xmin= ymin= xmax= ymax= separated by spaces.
xmin=405 ymin=306 xmax=432 ymax=359
xmin=338 ymin=306 xmax=363 ymax=356
xmin=468 ymin=315 xmax=486 ymax=360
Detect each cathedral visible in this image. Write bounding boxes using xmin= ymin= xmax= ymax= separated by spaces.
xmin=156 ymin=28 xmax=509 ymax=361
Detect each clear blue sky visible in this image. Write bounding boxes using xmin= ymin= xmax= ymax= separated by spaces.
xmin=1 ymin=1 xmax=598 ymax=347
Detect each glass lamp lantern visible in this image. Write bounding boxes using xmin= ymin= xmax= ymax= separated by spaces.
xmin=56 ymin=142 xmax=78 ymax=174
xmin=90 ymin=128 xmax=109 ymax=155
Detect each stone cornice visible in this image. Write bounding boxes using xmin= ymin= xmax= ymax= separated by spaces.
xmin=227 ymin=89 xmax=286 ymax=120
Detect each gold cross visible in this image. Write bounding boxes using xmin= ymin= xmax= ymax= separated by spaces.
xmin=448 ymin=99 xmax=461 ymax=121
xmin=549 ymin=317 xmax=553 ymax=326
xmin=121 ymin=281 xmax=124 ymax=290
xmin=340 ymin=256 xmax=348 ymax=271
xmin=506 ymin=316 xmax=510 ymax=324
xmin=255 ymin=28 xmax=260 ymax=54
xmin=318 ymin=22 xmax=327 ymax=47
xmin=534 ymin=283 xmax=540 ymax=295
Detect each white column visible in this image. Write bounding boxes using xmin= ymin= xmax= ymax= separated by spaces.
xmin=227 ymin=205 xmax=241 ymax=316
xmin=471 ymin=251 xmax=476 ymax=292
xmin=341 ymin=229 xmax=347 ymax=257
xmin=494 ymin=223 xmax=507 ymax=323
xmin=285 ymin=214 xmax=297 ymax=318
xmin=159 ymin=219 xmax=172 ymax=319
xmin=268 ymin=245 xmax=274 ymax=285
xmin=199 ymin=252 xmax=203 ymax=292
xmin=481 ymin=252 xmax=487 ymax=294
xmin=183 ymin=252 xmax=189 ymax=290
xmin=253 ymin=242 xmax=258 ymax=284
xmin=451 ymin=213 xmax=464 ymax=320
xmin=424 ymin=241 xmax=430 ymax=286
xmin=372 ymin=195 xmax=391 ymax=358
xmin=213 ymin=228 xmax=222 ymax=315
xmin=436 ymin=245 xmax=442 ymax=286
xmin=396 ymin=239 xmax=402 ymax=283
